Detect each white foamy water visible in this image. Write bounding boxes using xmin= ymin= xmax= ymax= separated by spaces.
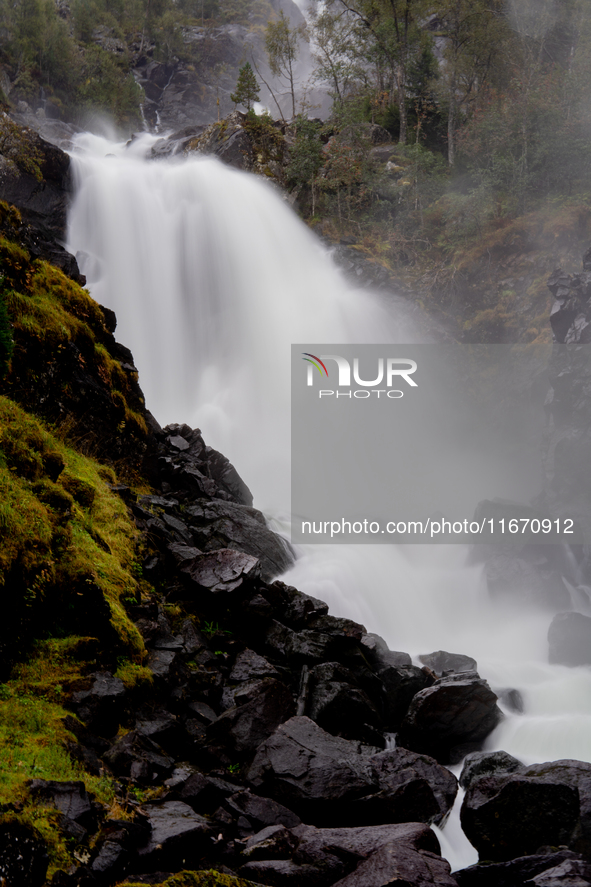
xmin=67 ymin=132 xmax=591 ymax=871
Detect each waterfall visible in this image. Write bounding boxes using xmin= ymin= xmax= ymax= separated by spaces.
xmin=67 ymin=131 xmax=591 ymax=870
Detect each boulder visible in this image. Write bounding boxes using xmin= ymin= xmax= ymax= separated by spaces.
xmin=351 ymin=747 xmax=457 ymax=827
xmin=460 ymin=769 xmax=581 ymax=861
xmin=306 ymin=661 xmax=383 ymax=742
xmin=181 ymin=549 xmax=261 ymax=594
xmin=224 ymin=789 xmax=301 ymax=831
xmin=247 ymin=716 xmax=377 ymax=820
xmin=102 ymin=731 xmax=175 ymax=783
xmin=207 ymin=678 xmax=296 ymax=754
xmin=29 ymin=780 xmax=94 ymax=830
xmin=69 ymin=672 xmax=127 ymax=737
xmin=378 ymin=663 xmax=431 ymax=730
xmin=241 ymin=824 xmax=299 ymax=860
xmin=184 ymin=498 xmax=293 ymax=581
xmin=418 ymin=650 xmax=478 ymax=676
xmin=459 ymin=750 xmax=525 ymax=790
xmin=136 ymin=801 xmax=213 ymax=871
xmin=455 ymin=850 xmax=587 ymax=887
xmin=0 ymin=820 xmax=48 ymax=887
xmin=247 ymin=716 xmax=457 ymax=826
xmin=399 ymin=673 xmax=502 ymax=763
xmin=330 ymin=842 xmax=458 ymax=887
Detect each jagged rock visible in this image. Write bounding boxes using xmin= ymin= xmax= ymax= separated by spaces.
xmin=548 ymin=612 xmax=591 ymax=666
xmin=242 ymin=824 xmax=299 ymax=860
xmin=184 ymin=498 xmax=293 ymax=581
xmin=224 ymin=789 xmax=302 ymax=831
xmin=376 ymin=662 xmax=430 ymax=730
xmin=528 ymin=858 xmax=591 ymax=885
xmin=247 ymin=715 xmax=377 ymax=820
xmin=306 ymin=661 xmax=383 ymax=742
xmin=181 ymin=549 xmax=261 ymax=594
xmin=90 ymin=840 xmax=128 ymax=878
xmin=455 ymin=850 xmax=586 ymax=886
xmin=135 ymin=801 xmax=213 ymax=870
xmin=459 ymin=750 xmax=525 ymax=790
xmin=349 ymin=747 xmax=457 ymax=827
xmin=207 ymin=678 xmax=296 ymax=754
xmin=29 ymin=780 xmax=94 ymax=829
xmin=398 ymin=673 xmax=502 ymax=763
xmin=69 ymin=672 xmax=127 ymax=737
xmin=247 ymin=716 xmax=456 ymax=827
xmin=179 ymin=773 xmax=240 ymax=812
xmin=0 ymin=820 xmax=48 ymax=887
xmin=460 ymin=764 xmax=586 ymax=861
xmin=229 ymin=649 xmax=281 ymax=683
xmin=418 ymin=650 xmax=477 ymax=676
xmin=330 ymin=842 xmax=457 ymax=886
xmin=102 ymin=730 xmax=175 ymax=783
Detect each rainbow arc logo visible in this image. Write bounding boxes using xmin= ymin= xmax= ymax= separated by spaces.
xmin=302 ymin=353 xmax=329 ymax=377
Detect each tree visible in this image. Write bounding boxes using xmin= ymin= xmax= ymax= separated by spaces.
xmin=430 ymin=0 xmax=507 ymax=165
xmin=230 ymin=62 xmax=260 ymax=111
xmin=265 ymin=10 xmax=305 ymax=118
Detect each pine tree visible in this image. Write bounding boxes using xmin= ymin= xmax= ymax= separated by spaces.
xmin=230 ymin=62 xmax=260 ymax=111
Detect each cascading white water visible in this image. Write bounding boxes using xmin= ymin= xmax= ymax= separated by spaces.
xmin=68 ymin=132 xmax=591 ymax=871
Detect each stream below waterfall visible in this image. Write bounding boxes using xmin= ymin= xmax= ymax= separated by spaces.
xmin=67 ymin=131 xmax=591 ymax=872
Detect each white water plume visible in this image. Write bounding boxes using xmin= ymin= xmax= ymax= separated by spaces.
xmin=68 ymin=133 xmax=591 ymax=871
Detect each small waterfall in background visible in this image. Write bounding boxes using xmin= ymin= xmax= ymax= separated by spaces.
xmin=67 ymin=132 xmax=591 ymax=870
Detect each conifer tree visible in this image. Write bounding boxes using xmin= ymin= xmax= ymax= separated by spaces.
xmin=231 ymin=62 xmax=260 ymax=111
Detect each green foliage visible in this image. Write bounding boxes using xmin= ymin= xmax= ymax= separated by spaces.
xmin=243 ymin=110 xmax=285 ymax=162
xmin=231 ymin=62 xmax=260 ymax=111
xmin=286 ymin=116 xmax=324 ymax=188
xmin=0 ymin=279 xmax=13 ymax=380
xmin=265 ymin=10 xmax=305 ymax=118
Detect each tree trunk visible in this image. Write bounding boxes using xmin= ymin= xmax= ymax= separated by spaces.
xmin=397 ymin=65 xmax=407 ymax=144
xmin=447 ymin=78 xmax=456 ymax=166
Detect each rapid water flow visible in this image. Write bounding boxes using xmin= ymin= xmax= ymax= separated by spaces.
xmin=68 ymin=133 xmax=591 ymax=871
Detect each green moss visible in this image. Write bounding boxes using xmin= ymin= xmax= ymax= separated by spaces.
xmin=117 ymin=871 xmax=264 ymax=887
xmin=0 ymin=395 xmax=146 ymax=658
xmin=115 ymin=660 xmax=154 ymax=689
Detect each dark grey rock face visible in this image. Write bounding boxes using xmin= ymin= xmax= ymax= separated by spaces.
xmin=398 ymin=673 xmax=502 ymax=763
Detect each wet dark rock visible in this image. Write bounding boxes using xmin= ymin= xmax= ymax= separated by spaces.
xmin=69 ymin=672 xmax=127 ymax=737
xmin=548 ymin=612 xmax=591 ymax=666
xmin=135 ymin=801 xmax=213 ymax=871
xmin=146 ymin=648 xmax=177 ymax=680
xmin=378 ymin=663 xmax=431 ymax=731
xmin=102 ymin=731 xmax=175 ymax=783
xmin=237 ymin=858 xmax=324 ymax=885
xmin=497 ymin=688 xmax=525 ymax=713
xmin=178 ymin=772 xmax=239 ymax=812
xmin=247 ymin=715 xmax=377 ymax=820
xmin=181 ymin=549 xmax=261 ymax=594
xmin=330 ymin=842 xmax=458 ymax=886
xmin=29 ymin=780 xmax=94 ymax=829
xmin=418 ymin=650 xmax=478 ymax=676
xmin=229 ymin=648 xmax=281 ymax=683
xmin=461 ymin=766 xmax=583 ymax=861
xmin=207 ymin=678 xmax=296 ymax=754
xmin=455 ymin=850 xmax=585 ymax=887
xmin=398 ymin=673 xmax=502 ymax=763
xmin=351 ymin=747 xmax=458 ymax=827
xmin=306 ymin=661 xmax=383 ymax=741
xmin=0 ymin=819 xmax=48 ymax=887
xmin=242 ymin=824 xmax=299 ymax=860
xmin=247 ymin=715 xmax=456 ymax=827
xmin=528 ymin=858 xmax=591 ymax=885
xmin=459 ymin=750 xmax=525 ymax=790
xmin=224 ymin=789 xmax=302 ymax=831
xmin=90 ymin=840 xmax=128 ymax=878
xmin=184 ymin=498 xmax=293 ymax=581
